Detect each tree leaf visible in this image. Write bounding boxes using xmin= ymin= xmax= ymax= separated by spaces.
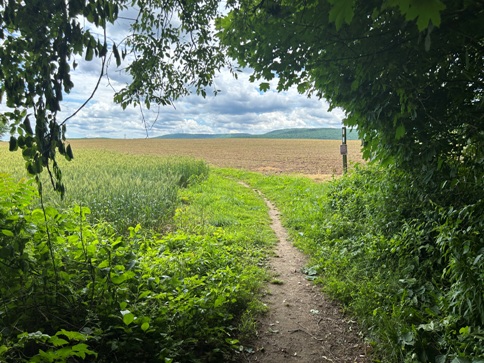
xmin=8 ymin=136 xmax=17 ymax=152
xmin=403 ymin=0 xmax=446 ymax=31
xmin=85 ymin=43 xmax=93 ymax=61
xmin=113 ymin=43 xmax=121 ymax=67
xmin=395 ymin=125 xmax=406 ymax=140
xmin=259 ymin=82 xmax=270 ymax=92
xmin=48 ymin=336 xmax=69 ymax=347
xmin=1 ymin=229 xmax=14 ymax=237
xmin=328 ymin=0 xmax=355 ymax=30
xmin=123 ymin=313 xmax=135 ymax=326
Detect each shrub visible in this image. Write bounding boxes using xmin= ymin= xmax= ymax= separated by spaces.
xmin=0 ymin=170 xmax=271 ymax=362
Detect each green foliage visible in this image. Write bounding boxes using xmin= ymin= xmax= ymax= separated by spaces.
xmin=113 ymin=0 xmax=225 ymax=110
xmin=218 ymin=0 xmax=484 ymax=193
xmin=2 ymin=0 xmax=480 ymax=202
xmin=1 ymin=0 xmax=226 ymax=195
xmin=216 ymin=6 xmax=484 ymax=359
xmin=0 ymin=168 xmax=274 ymax=362
xmin=218 ymin=166 xmax=484 ymax=362
xmin=3 ymin=0 xmax=476 ymax=201
xmin=0 ymin=0 xmax=122 ymax=196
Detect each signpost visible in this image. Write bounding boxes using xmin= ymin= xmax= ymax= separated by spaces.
xmin=340 ymin=127 xmax=348 ymax=174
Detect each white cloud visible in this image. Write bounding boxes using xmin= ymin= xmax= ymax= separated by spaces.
xmin=58 ymin=64 xmax=345 ymax=138
xmin=1 ymin=6 xmax=345 ymax=140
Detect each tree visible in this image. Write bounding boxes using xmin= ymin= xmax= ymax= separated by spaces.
xmin=0 ymin=0 xmax=225 ymax=196
xmin=217 ymin=0 xmax=484 ymax=199
xmin=0 ymin=113 xmax=7 ymax=137
xmin=4 ymin=0 xmax=480 ymax=200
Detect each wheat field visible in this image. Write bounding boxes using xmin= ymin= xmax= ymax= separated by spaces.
xmin=68 ymin=138 xmax=364 ymax=181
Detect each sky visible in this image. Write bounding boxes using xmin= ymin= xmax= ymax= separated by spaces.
xmin=2 ymin=5 xmax=347 ymax=140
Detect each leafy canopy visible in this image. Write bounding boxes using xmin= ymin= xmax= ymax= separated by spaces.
xmin=0 ymin=0 xmax=225 ymax=196
xmin=1 ymin=0 xmax=482 ymax=199
xmin=217 ymin=0 xmax=483 ymax=196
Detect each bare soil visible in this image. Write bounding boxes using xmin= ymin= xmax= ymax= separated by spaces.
xmin=238 ymin=186 xmax=370 ymax=363
xmin=70 ymin=138 xmax=364 ymax=179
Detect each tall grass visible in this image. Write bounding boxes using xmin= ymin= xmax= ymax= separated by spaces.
xmin=0 ymin=145 xmax=209 ymax=232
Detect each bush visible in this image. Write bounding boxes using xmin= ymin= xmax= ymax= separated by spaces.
xmin=0 ymin=171 xmax=270 ymax=362
xmin=301 ymin=165 xmax=484 ymax=362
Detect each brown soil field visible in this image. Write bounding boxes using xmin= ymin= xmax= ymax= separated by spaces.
xmin=70 ymin=138 xmax=364 ymax=181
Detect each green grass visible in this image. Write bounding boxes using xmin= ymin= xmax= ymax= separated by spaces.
xmin=215 ymin=166 xmax=484 ymax=363
xmin=4 ymin=146 xmax=481 ymax=362
xmin=213 ymin=168 xmax=332 ymax=254
xmin=0 ymin=149 xmax=277 ymax=362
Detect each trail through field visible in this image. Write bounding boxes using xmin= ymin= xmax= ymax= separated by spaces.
xmin=240 ymin=185 xmax=369 ymax=363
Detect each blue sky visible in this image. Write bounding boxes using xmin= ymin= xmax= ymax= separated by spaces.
xmin=1 ymin=6 xmax=346 ymax=140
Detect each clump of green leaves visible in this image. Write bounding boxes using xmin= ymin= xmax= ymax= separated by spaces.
xmin=218 ymin=0 xmax=484 ymax=211
xmin=0 ymin=169 xmax=273 ymax=362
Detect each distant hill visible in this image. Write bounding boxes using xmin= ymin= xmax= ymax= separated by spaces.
xmin=155 ymin=133 xmax=252 ymax=139
xmin=156 ymin=128 xmax=359 ymax=140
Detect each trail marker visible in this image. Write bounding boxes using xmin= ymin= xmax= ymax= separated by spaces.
xmin=341 ymin=127 xmax=348 ymax=174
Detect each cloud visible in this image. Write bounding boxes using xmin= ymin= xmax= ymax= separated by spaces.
xmin=1 ymin=6 xmax=345 ymax=140
xmin=58 ymin=64 xmax=345 ymax=138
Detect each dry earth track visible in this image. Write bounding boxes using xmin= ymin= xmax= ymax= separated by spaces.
xmin=237 ymin=184 xmax=369 ymax=363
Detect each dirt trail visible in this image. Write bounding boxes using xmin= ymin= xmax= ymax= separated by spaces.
xmin=240 ymin=187 xmax=369 ymax=363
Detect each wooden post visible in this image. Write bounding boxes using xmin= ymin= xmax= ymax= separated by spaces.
xmin=340 ymin=127 xmax=348 ymax=174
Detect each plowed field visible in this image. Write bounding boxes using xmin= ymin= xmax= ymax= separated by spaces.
xmin=70 ymin=138 xmax=364 ymax=181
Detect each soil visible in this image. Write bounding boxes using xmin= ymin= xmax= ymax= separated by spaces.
xmin=69 ymin=138 xmax=364 ymax=179
xmin=238 ymin=185 xmax=370 ymax=363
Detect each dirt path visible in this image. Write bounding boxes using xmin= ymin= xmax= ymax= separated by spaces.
xmin=240 ymin=187 xmax=370 ymax=363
